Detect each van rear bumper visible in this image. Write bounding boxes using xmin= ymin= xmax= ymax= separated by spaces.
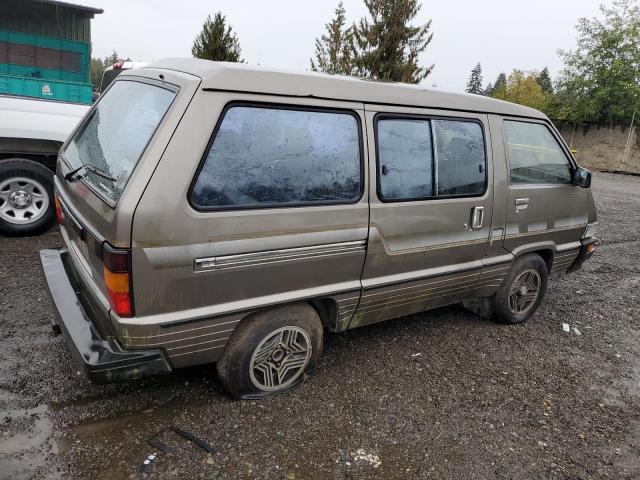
xmin=39 ymin=248 xmax=172 ymax=384
xmin=567 ymin=237 xmax=598 ymax=274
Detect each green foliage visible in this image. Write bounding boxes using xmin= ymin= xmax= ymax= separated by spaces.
xmin=466 ymin=63 xmax=484 ymax=95
xmin=492 ymin=70 xmax=553 ymax=114
xmin=556 ymin=0 xmax=640 ymax=124
xmin=536 ymin=67 xmax=553 ymax=94
xmin=192 ymin=12 xmax=243 ymax=62
xmin=311 ymin=3 xmax=356 ymax=75
xmin=351 ymin=0 xmax=434 ymax=83
xmin=485 ymin=72 xmax=507 ymax=97
xmin=89 ymin=50 xmax=125 ymax=92
xmin=89 ymin=57 xmax=104 ymax=92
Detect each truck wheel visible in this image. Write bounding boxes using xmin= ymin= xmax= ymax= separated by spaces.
xmin=0 ymin=159 xmax=55 ymax=236
xmin=217 ymin=304 xmax=323 ymax=400
xmin=494 ymin=254 xmax=548 ymax=324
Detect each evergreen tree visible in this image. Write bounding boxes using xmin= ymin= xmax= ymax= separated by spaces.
xmin=484 ymin=82 xmax=493 ymax=96
xmin=89 ymin=51 xmax=128 ymax=92
xmin=536 ymin=67 xmax=553 ymax=94
xmin=352 ymin=0 xmax=434 ymax=83
xmin=487 ymin=72 xmax=507 ymax=97
xmin=465 ymin=63 xmax=484 ymax=95
xmin=310 ymin=2 xmax=355 ymax=75
xmin=192 ymin=12 xmax=243 ymax=62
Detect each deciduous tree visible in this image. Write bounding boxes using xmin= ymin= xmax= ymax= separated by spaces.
xmin=556 ymin=0 xmax=640 ymax=123
xmin=493 ymin=70 xmax=552 ymax=113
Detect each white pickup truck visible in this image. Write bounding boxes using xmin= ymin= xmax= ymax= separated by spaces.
xmin=0 ymin=61 xmax=147 ymax=235
xmin=0 ymin=95 xmax=88 ymax=235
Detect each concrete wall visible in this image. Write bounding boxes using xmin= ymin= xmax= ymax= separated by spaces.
xmin=558 ymin=123 xmax=640 ymax=174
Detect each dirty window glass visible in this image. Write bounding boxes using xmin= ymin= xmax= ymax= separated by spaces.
xmin=191 ymin=106 xmax=361 ymax=208
xmin=505 ymin=121 xmax=572 ymax=184
xmin=433 ymin=120 xmax=486 ymax=196
xmin=63 ymin=80 xmax=175 ymax=202
xmin=377 ymin=119 xmax=433 ymax=200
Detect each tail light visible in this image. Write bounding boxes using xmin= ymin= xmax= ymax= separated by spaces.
xmin=54 ymin=196 xmax=64 ymax=225
xmin=102 ymin=243 xmax=133 ymax=317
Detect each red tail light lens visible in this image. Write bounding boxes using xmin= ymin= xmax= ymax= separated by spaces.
xmin=102 ymin=244 xmax=133 ymax=317
xmin=54 ymin=196 xmax=64 ymax=225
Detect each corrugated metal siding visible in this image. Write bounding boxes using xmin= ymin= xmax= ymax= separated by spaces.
xmin=0 ymin=0 xmax=95 ymax=43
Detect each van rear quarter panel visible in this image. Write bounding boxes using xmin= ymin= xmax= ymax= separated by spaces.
xmin=127 ymin=92 xmax=369 ymax=367
xmin=56 ymin=69 xmax=201 ymax=249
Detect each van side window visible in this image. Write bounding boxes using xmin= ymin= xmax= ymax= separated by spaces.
xmin=376 ymin=116 xmax=486 ymax=202
xmin=504 ymin=121 xmax=572 ymax=184
xmin=377 ymin=119 xmax=433 ymax=200
xmin=433 ymin=120 xmax=486 ymax=196
xmin=191 ymin=106 xmax=361 ymax=209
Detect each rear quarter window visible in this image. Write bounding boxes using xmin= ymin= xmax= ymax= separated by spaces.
xmin=190 ymin=105 xmax=362 ymax=209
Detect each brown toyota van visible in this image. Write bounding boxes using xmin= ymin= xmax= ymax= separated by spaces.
xmin=40 ymin=59 xmax=598 ymax=399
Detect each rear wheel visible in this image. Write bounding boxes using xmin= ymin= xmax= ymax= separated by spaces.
xmin=0 ymin=159 xmax=55 ymax=236
xmin=216 ymin=304 xmax=323 ymax=399
xmin=494 ymin=254 xmax=548 ymax=324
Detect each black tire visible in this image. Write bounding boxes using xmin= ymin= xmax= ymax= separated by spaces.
xmin=216 ymin=304 xmax=323 ymax=400
xmin=493 ymin=253 xmax=548 ymax=324
xmin=0 ymin=158 xmax=55 ymax=236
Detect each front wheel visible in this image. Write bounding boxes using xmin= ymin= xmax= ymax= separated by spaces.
xmin=494 ymin=254 xmax=548 ymax=324
xmin=216 ymin=304 xmax=323 ymax=400
xmin=0 ymin=159 xmax=55 ymax=236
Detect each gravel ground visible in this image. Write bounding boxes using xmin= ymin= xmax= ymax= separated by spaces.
xmin=0 ymin=172 xmax=639 ymax=479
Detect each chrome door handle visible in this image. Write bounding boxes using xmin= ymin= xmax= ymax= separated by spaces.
xmin=515 ymin=198 xmax=529 ymax=215
xmin=470 ymin=206 xmax=484 ymax=231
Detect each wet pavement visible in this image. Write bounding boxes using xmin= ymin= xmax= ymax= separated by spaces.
xmin=1 ymin=172 xmax=639 ymax=479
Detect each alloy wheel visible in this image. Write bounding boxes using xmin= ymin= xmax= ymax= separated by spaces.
xmin=249 ymin=326 xmax=312 ymax=391
xmin=508 ymin=269 xmax=541 ymax=315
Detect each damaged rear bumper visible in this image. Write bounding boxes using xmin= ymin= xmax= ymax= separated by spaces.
xmin=567 ymin=237 xmax=598 ymax=274
xmin=39 ymin=248 xmax=172 ymax=383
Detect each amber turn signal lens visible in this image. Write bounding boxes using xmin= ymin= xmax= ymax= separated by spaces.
xmin=586 ymin=243 xmax=596 ymax=254
xmin=103 ymin=267 xmax=132 ymax=317
xmin=54 ymin=196 xmax=64 ymax=225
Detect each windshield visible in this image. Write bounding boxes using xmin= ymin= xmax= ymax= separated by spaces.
xmin=63 ymin=80 xmax=175 ymax=202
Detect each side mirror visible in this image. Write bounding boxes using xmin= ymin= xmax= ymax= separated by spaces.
xmin=573 ymin=166 xmax=592 ymax=188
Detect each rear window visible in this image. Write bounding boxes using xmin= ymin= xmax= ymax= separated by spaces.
xmin=191 ymin=105 xmax=362 ymax=209
xmin=63 ymin=80 xmax=175 ymax=203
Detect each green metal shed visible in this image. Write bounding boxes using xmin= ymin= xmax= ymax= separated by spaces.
xmin=0 ymin=0 xmax=103 ymax=104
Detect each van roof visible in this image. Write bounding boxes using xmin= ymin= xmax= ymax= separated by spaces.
xmin=143 ymin=58 xmax=546 ymax=120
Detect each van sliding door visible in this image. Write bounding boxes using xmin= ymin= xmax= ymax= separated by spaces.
xmin=353 ymin=106 xmax=499 ymax=328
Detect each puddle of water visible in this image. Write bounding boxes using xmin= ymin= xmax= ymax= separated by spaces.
xmin=0 ymin=404 xmax=61 ymax=480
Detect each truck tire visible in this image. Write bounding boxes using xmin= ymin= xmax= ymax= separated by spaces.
xmin=493 ymin=253 xmax=548 ymax=324
xmin=217 ymin=304 xmax=323 ymax=400
xmin=0 ymin=158 xmax=55 ymax=236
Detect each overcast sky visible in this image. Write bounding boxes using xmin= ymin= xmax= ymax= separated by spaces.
xmin=79 ymin=0 xmax=606 ymax=92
